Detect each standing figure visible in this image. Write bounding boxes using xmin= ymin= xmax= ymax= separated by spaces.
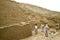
xmin=34 ymin=24 xmax=38 ymax=35
xmin=40 ymin=24 xmax=45 ymax=32
xmin=56 ymin=23 xmax=59 ymax=31
xmin=45 ymin=24 xmax=49 ymax=37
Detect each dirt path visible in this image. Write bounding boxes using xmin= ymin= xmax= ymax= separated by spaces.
xmin=21 ymin=29 xmax=60 ymax=40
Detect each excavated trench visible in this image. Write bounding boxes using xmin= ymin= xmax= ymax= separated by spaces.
xmin=0 ymin=24 xmax=32 ymax=40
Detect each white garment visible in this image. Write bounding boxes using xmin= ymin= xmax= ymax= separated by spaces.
xmin=45 ymin=24 xmax=49 ymax=30
xmin=41 ymin=24 xmax=44 ymax=28
xmin=41 ymin=24 xmax=44 ymax=26
xmin=35 ymin=26 xmax=38 ymax=29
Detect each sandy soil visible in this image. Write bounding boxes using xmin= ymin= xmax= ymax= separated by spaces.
xmin=21 ymin=28 xmax=60 ymax=40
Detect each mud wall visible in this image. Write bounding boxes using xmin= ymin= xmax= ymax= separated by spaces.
xmin=0 ymin=24 xmax=32 ymax=40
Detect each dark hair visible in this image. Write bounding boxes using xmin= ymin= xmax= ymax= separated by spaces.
xmin=35 ymin=24 xmax=37 ymax=25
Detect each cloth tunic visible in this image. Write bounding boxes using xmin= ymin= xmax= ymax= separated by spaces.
xmin=45 ymin=24 xmax=49 ymax=37
xmin=34 ymin=26 xmax=38 ymax=34
xmin=41 ymin=24 xmax=44 ymax=32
